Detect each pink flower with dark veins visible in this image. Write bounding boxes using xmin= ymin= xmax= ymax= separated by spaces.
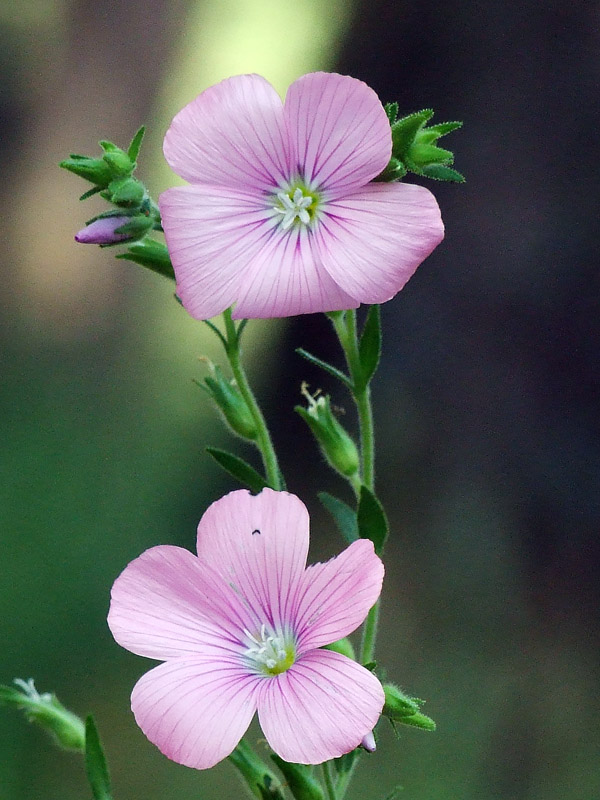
xmin=159 ymin=72 xmax=444 ymax=319
xmin=108 ymin=488 xmax=384 ymax=768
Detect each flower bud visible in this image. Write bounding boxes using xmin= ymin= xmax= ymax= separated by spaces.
xmin=100 ymin=141 xmax=135 ymax=177
xmin=107 ymin=176 xmax=145 ymax=206
xmin=295 ymin=384 xmax=359 ymax=478
xmin=1 ymin=679 xmax=85 ymax=751
xmin=75 ymin=216 xmax=133 ymax=244
xmin=202 ymin=363 xmax=258 ymax=440
xmin=383 ymin=684 xmax=436 ymax=731
xmin=360 ymin=730 xmax=376 ymax=752
xmin=59 ymin=156 xmax=113 ymax=188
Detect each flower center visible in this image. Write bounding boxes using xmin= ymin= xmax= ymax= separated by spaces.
xmin=243 ymin=624 xmax=295 ymax=676
xmin=273 ymin=185 xmax=319 ymax=230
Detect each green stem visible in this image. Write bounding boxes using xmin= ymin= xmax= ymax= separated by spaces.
xmin=222 ymin=309 xmax=282 ymax=490
xmin=322 ymin=761 xmax=338 ymax=800
xmin=330 ymin=309 xmax=380 ymax=664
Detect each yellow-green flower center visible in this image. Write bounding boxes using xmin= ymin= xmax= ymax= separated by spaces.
xmin=273 ymin=184 xmax=320 ymax=230
xmin=244 ymin=624 xmax=296 ymax=676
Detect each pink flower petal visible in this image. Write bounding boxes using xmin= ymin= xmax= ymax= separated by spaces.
xmin=257 ymin=649 xmax=384 ymax=764
xmin=284 ymin=73 xmax=391 ymax=199
xmin=315 ymin=182 xmax=444 ymax=304
xmin=196 ymin=489 xmax=310 ymax=631
xmin=232 ymin=224 xmax=357 ymax=319
xmin=293 ymin=539 xmax=384 ymax=653
xmin=163 ymin=74 xmax=291 ymax=192
xmin=159 ymin=185 xmax=279 ymax=320
xmin=131 ymin=654 xmax=260 ymax=769
xmin=108 ymin=545 xmax=260 ymax=660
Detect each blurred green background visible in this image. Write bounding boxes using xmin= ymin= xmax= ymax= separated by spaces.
xmin=1 ymin=0 xmax=598 ymax=798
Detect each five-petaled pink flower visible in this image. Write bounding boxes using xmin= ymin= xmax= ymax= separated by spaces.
xmin=108 ymin=489 xmax=384 ymax=768
xmin=159 ymin=71 xmax=444 ymax=320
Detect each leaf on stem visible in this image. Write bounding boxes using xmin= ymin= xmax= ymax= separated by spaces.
xmin=296 ymin=348 xmax=352 ymax=387
xmin=357 ymin=486 xmax=388 ymax=554
xmin=271 ymin=754 xmax=325 ymax=800
xmin=206 ymin=447 xmax=268 ymax=493
xmin=127 ymin=125 xmax=146 ymax=162
xmin=318 ymin=492 xmax=358 ymax=543
xmin=85 ymin=715 xmax=113 ymax=800
xmin=358 ymin=304 xmax=381 ymax=388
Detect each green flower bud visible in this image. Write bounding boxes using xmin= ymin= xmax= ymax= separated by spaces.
xmin=383 ymin=684 xmax=421 ymax=719
xmin=59 ymin=156 xmax=113 ymax=188
xmin=202 ymin=362 xmax=258 ymax=440
xmin=322 ymin=637 xmax=356 ymax=661
xmin=383 ymin=684 xmax=436 ymax=731
xmin=107 ymin=176 xmax=145 ymax=206
xmin=100 ymin=140 xmax=135 ymax=177
xmin=271 ymin=754 xmax=325 ymax=800
xmin=228 ymin=739 xmax=286 ymax=800
xmin=295 ymin=384 xmax=359 ymax=478
xmin=0 ymin=679 xmax=85 ymax=751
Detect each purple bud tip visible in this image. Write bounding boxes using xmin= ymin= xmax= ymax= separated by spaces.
xmin=75 ymin=216 xmax=131 ymax=245
xmin=361 ymin=731 xmax=376 ymax=753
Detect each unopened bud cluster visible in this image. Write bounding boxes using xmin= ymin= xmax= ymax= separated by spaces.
xmin=383 ymin=683 xmax=436 ymax=731
xmin=377 ymin=104 xmax=464 ymax=184
xmin=60 ymin=128 xmax=173 ymax=278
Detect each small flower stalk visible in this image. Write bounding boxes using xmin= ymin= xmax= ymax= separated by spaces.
xmin=0 ymin=679 xmax=85 ymax=752
xmin=295 ymin=384 xmax=360 ymax=480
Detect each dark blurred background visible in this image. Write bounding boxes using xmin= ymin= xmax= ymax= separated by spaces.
xmin=1 ymin=1 xmax=598 ymax=798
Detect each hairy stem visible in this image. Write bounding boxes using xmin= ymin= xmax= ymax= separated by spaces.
xmin=222 ymin=309 xmax=282 ymax=490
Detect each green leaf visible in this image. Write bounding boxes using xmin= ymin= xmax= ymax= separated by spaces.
xmin=357 ymin=486 xmax=388 ymax=554
xmin=206 ymin=447 xmax=268 ymax=493
xmin=362 ymin=661 xmax=377 ymax=672
xmin=358 ymin=304 xmax=381 ymax=388
xmin=318 ymin=491 xmax=358 ymax=544
xmin=384 ymin=102 xmax=398 ymax=124
xmin=85 ymin=716 xmax=112 ymax=800
xmin=79 ymin=186 xmax=102 ymax=201
xmin=116 ymin=238 xmax=175 ymax=280
xmin=295 ymin=348 xmax=352 ymax=387
xmin=424 ymin=120 xmax=463 ymax=138
xmin=127 ymin=125 xmax=146 ymax=162
xmin=409 ymin=143 xmax=454 ymax=165
xmin=421 ymin=163 xmax=465 ymax=183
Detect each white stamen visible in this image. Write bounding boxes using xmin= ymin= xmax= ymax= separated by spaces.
xmin=274 ymin=188 xmax=315 ymax=229
xmin=243 ymin=624 xmax=294 ymax=674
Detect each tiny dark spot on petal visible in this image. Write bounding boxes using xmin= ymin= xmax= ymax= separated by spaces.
xmin=252 ymin=529 xmax=261 ymax=535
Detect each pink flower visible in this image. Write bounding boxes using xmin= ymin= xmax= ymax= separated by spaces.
xmin=159 ymin=72 xmax=444 ymax=320
xmin=108 ymin=488 xmax=384 ymax=768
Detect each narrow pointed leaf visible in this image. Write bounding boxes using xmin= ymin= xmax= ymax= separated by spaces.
xmin=79 ymin=186 xmax=102 ymax=201
xmin=357 ymin=486 xmax=388 ymax=554
xmin=384 ymin=102 xmax=398 ymax=124
xmin=206 ymin=447 xmax=268 ymax=493
xmin=127 ymin=125 xmax=145 ymax=161
xmin=425 ymin=120 xmax=463 ymax=137
xmin=396 ymin=711 xmax=436 ymax=731
xmin=85 ymin=716 xmax=112 ymax=800
xmin=295 ymin=348 xmax=352 ymax=387
xmin=334 ymin=748 xmax=360 ymax=775
xmin=318 ymin=491 xmax=358 ymax=543
xmin=421 ymin=164 xmax=465 ymax=183
xmin=391 ymin=109 xmax=434 ymax=157
xmin=358 ymin=304 xmax=381 ymax=388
